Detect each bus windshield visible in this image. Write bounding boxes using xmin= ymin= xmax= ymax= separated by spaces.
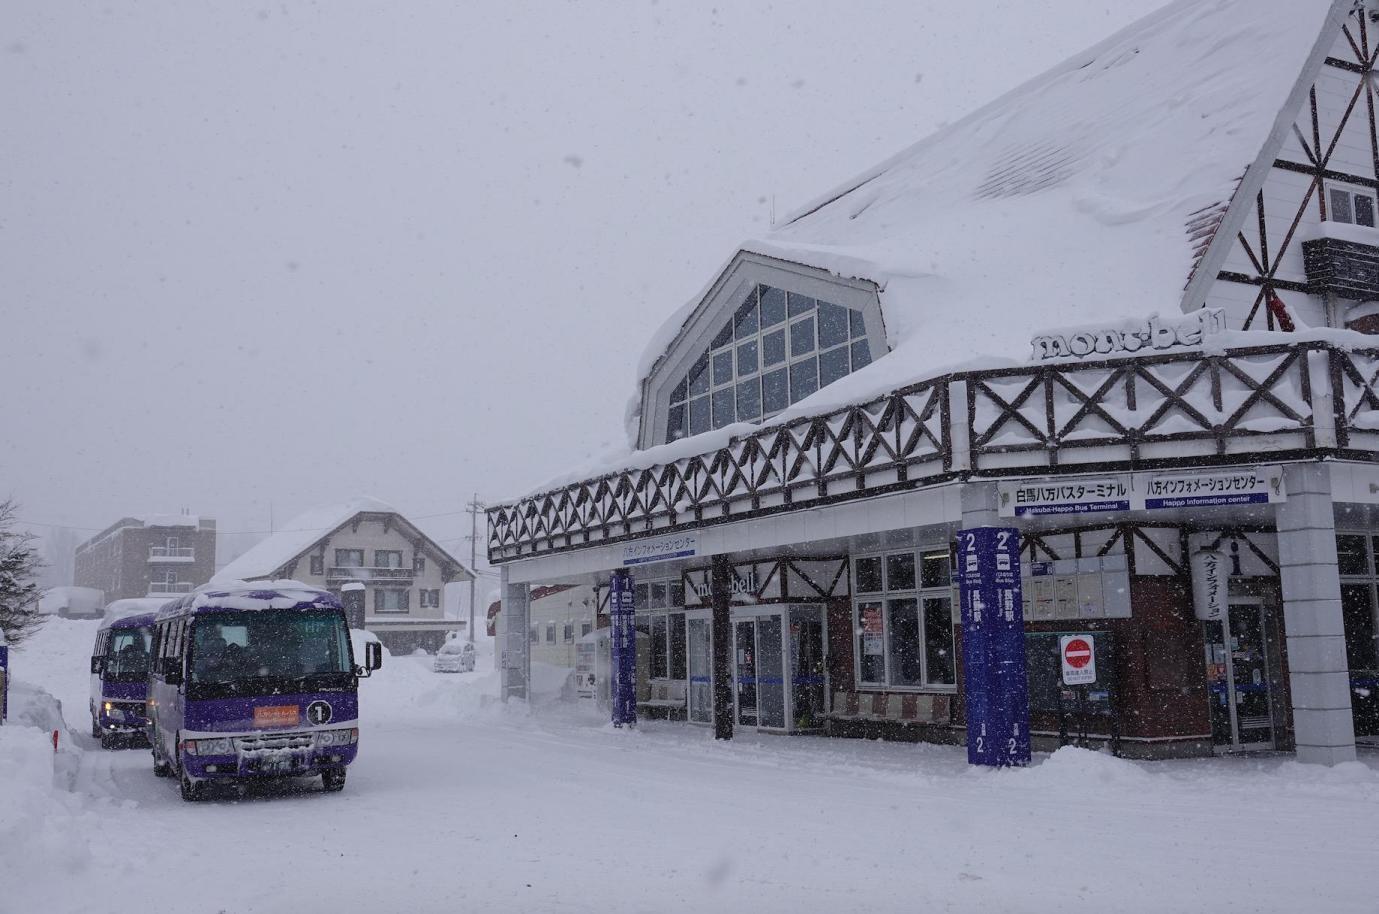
xmin=104 ymin=626 xmax=153 ymax=681
xmin=189 ymin=611 xmax=352 ymax=692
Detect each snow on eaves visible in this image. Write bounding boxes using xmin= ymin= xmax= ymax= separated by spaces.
xmin=212 ymin=496 xmax=397 ymax=583
xmin=620 ymin=0 xmax=1340 ymax=458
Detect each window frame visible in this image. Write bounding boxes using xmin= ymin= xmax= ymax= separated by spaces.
xmin=1336 ymin=531 xmax=1379 ymax=675
xmin=851 ymin=545 xmax=956 ymax=692
xmin=374 ymin=588 xmax=410 ymax=614
xmin=1327 ymin=181 xmax=1378 ymax=228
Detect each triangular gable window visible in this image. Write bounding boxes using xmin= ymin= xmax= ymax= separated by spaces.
xmin=664 ymin=283 xmax=871 ymax=442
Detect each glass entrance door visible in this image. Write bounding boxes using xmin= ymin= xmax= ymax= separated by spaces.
xmin=734 ymin=620 xmax=758 ymax=727
xmin=1204 ymin=602 xmax=1275 ymax=750
xmin=733 ymin=606 xmax=826 ymax=732
xmin=687 ymin=618 xmax=712 ymax=724
xmin=788 ymin=606 xmax=827 ymax=730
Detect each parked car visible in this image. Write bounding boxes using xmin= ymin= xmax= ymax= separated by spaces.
xmin=433 ymin=637 xmax=475 ymax=673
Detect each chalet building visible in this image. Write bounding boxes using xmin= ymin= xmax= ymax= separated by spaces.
xmin=488 ymin=0 xmax=1379 ymax=765
xmin=214 ymin=497 xmax=473 ymax=654
xmin=74 ymin=514 xmax=218 ymax=603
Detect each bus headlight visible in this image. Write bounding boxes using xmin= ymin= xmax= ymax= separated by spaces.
xmin=317 ymin=729 xmax=358 ymax=747
xmin=187 ymin=737 xmax=235 ymax=756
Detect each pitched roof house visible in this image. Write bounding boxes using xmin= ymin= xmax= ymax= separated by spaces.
xmin=216 ymin=497 xmax=473 ymax=654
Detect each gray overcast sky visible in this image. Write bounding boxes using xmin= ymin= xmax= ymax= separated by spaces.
xmin=1 ymin=1 xmax=1170 ymax=570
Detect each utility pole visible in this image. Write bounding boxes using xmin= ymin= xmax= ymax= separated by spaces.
xmin=464 ymin=494 xmax=485 ymax=643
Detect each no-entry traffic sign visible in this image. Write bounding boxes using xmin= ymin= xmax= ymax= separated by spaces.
xmin=1060 ymin=634 xmax=1096 ymax=685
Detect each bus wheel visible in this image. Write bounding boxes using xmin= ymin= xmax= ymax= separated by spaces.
xmin=321 ymin=769 xmax=346 ymax=793
xmin=152 ymin=749 xmax=172 ymax=778
xmin=179 ymin=770 xmax=204 ymax=802
xmin=91 ymin=717 xmax=101 ymax=739
xmin=99 ymin=731 xmax=117 ymax=751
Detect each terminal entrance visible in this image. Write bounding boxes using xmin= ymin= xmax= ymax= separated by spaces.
xmin=1204 ymin=601 xmax=1275 ymax=751
xmin=732 ymin=605 xmax=826 ymax=732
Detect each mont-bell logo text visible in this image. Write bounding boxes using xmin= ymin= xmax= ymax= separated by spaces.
xmin=1030 ymin=309 xmax=1225 ymax=362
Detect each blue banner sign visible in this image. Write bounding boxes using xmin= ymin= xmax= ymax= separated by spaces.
xmin=958 ymin=527 xmax=1031 ymax=767
xmin=0 ymin=644 xmax=8 ymax=723
xmin=609 ymin=572 xmax=637 ymax=728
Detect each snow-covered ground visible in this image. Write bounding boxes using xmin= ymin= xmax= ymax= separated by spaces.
xmin=3 ymin=618 xmax=1379 ymax=913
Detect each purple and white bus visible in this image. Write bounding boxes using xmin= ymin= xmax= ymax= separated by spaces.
xmin=146 ymin=581 xmax=381 ymax=801
xmin=90 ymin=602 xmax=164 ymax=749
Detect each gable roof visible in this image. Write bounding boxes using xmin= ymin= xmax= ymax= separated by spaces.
xmin=631 ymin=0 xmax=1345 ymax=446
xmin=213 ymin=496 xmax=471 ymax=583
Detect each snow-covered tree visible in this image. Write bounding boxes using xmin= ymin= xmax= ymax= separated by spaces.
xmin=0 ymin=499 xmax=44 ymax=645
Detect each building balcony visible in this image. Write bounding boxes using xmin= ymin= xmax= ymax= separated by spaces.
xmin=148 ymin=546 xmax=195 ymax=562
xmin=147 ymin=582 xmax=194 ymax=595
xmin=1303 ymin=236 xmax=1379 ymax=301
xmin=488 ymin=338 xmax=1379 ymax=564
xmin=326 ymin=566 xmax=415 ymax=583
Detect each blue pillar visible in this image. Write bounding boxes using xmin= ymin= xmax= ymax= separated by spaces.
xmin=610 ymin=570 xmax=637 ymax=728
xmin=957 ymin=526 xmax=1031 ymax=767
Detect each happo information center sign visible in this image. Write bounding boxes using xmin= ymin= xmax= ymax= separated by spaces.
xmin=958 ymin=527 xmax=1031 ymax=768
xmin=1001 ymin=467 xmax=1284 ymax=518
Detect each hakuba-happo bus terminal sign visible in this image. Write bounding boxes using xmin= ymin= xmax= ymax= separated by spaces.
xmin=958 ymin=528 xmax=1031 ymax=767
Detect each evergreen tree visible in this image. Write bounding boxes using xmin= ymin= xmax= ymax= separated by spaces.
xmin=0 ymin=499 xmax=44 ymax=645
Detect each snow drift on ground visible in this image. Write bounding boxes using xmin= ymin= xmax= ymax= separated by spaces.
xmin=4 ymin=617 xmax=1379 ymax=914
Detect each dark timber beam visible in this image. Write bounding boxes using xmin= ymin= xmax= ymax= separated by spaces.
xmin=711 ymin=553 xmax=734 ymax=741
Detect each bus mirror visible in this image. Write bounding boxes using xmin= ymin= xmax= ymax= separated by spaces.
xmin=90 ymin=657 xmax=104 ymax=676
xmin=365 ymin=641 xmax=383 ymax=672
xmin=160 ymin=657 xmax=183 ymax=685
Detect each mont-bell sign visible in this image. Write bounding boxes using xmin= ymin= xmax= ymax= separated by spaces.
xmin=1030 ymin=308 xmax=1225 ymax=362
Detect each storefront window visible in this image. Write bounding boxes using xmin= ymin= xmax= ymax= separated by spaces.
xmin=852 ymin=548 xmax=956 ymax=690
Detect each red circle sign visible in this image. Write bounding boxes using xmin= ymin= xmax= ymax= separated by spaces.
xmin=1063 ymin=637 xmax=1093 ymax=669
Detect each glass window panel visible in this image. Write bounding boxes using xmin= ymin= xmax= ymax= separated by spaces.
xmin=712 ymin=387 xmax=735 ymax=428
xmin=921 ymin=550 xmax=951 ymax=588
xmin=1341 ymin=584 xmax=1377 ymax=671
xmin=790 ymin=317 xmax=816 ymax=357
xmin=713 ymin=350 xmax=734 ymax=386
xmin=760 ymin=286 xmax=786 ymax=327
xmin=887 ymin=598 xmax=923 ymax=686
xmin=857 ymin=602 xmax=885 ymax=683
xmin=669 ymin=581 xmax=685 ymax=607
xmin=635 ymin=584 xmax=650 ymax=607
xmin=712 ymin=322 xmax=733 ymax=349
xmin=762 ymin=329 xmax=786 ymax=367
xmin=788 ymin=292 xmax=815 ymax=316
xmin=735 ymin=301 xmax=759 ymax=340
xmin=737 ymin=340 xmax=758 ymax=376
xmin=666 ymin=404 xmax=686 ymax=441
xmin=689 ymin=356 xmax=709 ymax=396
xmin=855 ymin=556 xmax=883 ymax=593
xmin=886 ymin=552 xmax=916 ymax=591
xmin=762 ymin=368 xmax=789 ymax=414
xmin=650 ymin=582 xmax=668 ymax=609
xmin=736 ymin=378 xmax=762 ymax=421
xmin=923 ymin=598 xmax=956 ymax=686
xmin=670 ymin=614 xmax=687 ymax=680
xmin=1338 ymin=534 xmax=1369 ymax=576
xmin=670 ymin=377 xmax=687 ymax=404
xmin=1332 ymin=188 xmax=1354 ymax=225
xmin=688 ymin=396 xmax=710 ymax=436
xmin=790 ymin=358 xmax=819 ymax=401
xmin=651 ymin=615 xmax=669 ymax=679
xmin=819 ymin=345 xmax=850 ymax=387
xmin=850 ymin=308 xmax=866 ymax=339
xmin=1358 ymin=194 xmax=1376 ymax=228
xmin=851 ymin=339 xmax=872 ymax=371
xmin=818 ymin=301 xmax=850 ymax=348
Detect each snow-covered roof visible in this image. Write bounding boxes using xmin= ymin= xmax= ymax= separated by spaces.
xmin=212 ymin=496 xmax=397 ymax=582
xmin=158 ymin=580 xmax=341 ymax=618
xmin=101 ymin=598 xmax=169 ymax=625
xmin=631 ymin=0 xmax=1342 ymax=443
xmin=136 ymin=513 xmax=202 ymax=528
